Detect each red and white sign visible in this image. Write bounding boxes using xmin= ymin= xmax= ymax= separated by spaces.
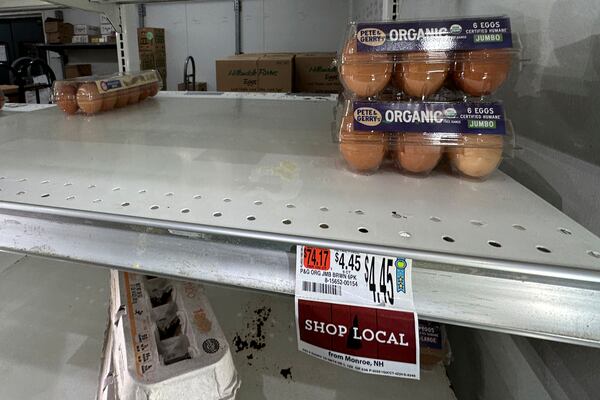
xmin=295 ymin=246 xmax=419 ymax=379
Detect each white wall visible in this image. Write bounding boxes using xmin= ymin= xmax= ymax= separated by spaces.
xmin=447 ymin=326 xmax=600 ymax=400
xmin=145 ymin=0 xmax=350 ymax=90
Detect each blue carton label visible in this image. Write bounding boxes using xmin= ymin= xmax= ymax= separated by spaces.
xmin=356 ymin=16 xmax=512 ymax=52
xmin=419 ymin=320 xmax=443 ymax=350
xmin=352 ymin=101 xmax=506 ymax=135
xmin=100 ymin=79 xmax=123 ymax=91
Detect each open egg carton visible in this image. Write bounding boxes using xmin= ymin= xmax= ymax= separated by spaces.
xmin=337 ymin=16 xmax=521 ymax=100
xmin=334 ymin=98 xmax=515 ymax=180
xmin=97 ymin=270 xmax=240 ymax=400
xmin=53 ymin=70 xmax=161 ymax=115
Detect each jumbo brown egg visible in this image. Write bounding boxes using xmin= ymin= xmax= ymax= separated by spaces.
xmin=453 ymin=49 xmax=512 ymax=96
xmin=76 ymin=83 xmax=102 ymax=114
xmin=148 ymin=82 xmax=160 ymax=97
xmin=115 ymin=90 xmax=129 ymax=108
xmin=101 ymin=93 xmax=117 ymax=112
xmin=395 ymin=133 xmax=443 ymax=174
xmin=127 ymin=87 xmax=141 ymax=104
xmin=339 ymin=114 xmax=387 ymax=173
xmin=340 ymin=38 xmax=392 ymax=98
xmin=448 ymin=134 xmax=504 ymax=178
xmin=394 ymin=52 xmax=449 ymax=98
xmin=138 ymin=85 xmax=149 ymax=101
xmin=56 ymin=84 xmax=79 ymax=115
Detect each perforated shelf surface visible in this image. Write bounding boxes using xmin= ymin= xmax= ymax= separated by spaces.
xmin=0 ymin=93 xmax=599 ymax=281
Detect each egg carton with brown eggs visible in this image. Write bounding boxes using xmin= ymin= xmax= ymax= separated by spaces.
xmin=52 ymin=70 xmax=161 ymax=115
xmin=337 ymin=16 xmax=521 ymax=99
xmin=336 ymin=99 xmax=514 ymax=180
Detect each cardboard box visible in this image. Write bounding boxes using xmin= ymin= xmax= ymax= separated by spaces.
xmin=72 ymin=35 xmax=101 ymax=44
xmin=177 ymin=82 xmax=208 ymax=91
xmin=294 ymin=52 xmax=341 ymax=93
xmin=45 ymin=22 xmax=73 ymax=43
xmin=100 ymin=15 xmax=111 ymax=25
xmin=139 ymin=51 xmax=166 ymax=70
xmin=101 ymin=34 xmax=116 ymax=44
xmin=64 ymin=64 xmax=92 ymax=79
xmin=74 ymin=24 xmax=100 ymax=35
xmin=46 ymin=30 xmax=73 ymax=44
xmin=100 ymin=24 xmax=114 ymax=35
xmin=216 ymin=53 xmax=294 ymax=92
xmin=44 ymin=19 xmax=64 ymax=33
xmin=138 ymin=27 xmax=165 ymax=51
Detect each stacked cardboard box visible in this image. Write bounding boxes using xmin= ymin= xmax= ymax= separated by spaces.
xmin=44 ymin=19 xmax=73 ymax=44
xmin=216 ymin=53 xmax=294 ymax=92
xmin=72 ymin=35 xmax=101 ymax=44
xmin=216 ymin=52 xmax=341 ymax=93
xmin=138 ymin=28 xmax=166 ymax=89
xmin=99 ymin=15 xmax=116 ymax=44
xmin=64 ymin=64 xmax=92 ymax=79
xmin=294 ymin=52 xmax=341 ymax=93
xmin=74 ymin=24 xmax=100 ymax=35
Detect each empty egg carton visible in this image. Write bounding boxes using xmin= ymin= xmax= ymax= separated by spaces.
xmin=99 ymin=270 xmax=240 ymax=400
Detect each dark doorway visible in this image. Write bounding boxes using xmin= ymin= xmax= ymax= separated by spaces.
xmin=0 ymin=16 xmax=46 ymax=84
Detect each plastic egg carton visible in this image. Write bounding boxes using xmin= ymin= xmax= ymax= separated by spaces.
xmin=337 ymin=16 xmax=521 ymax=99
xmin=52 ymin=70 xmax=162 ymax=115
xmin=98 ymin=270 xmax=240 ymax=400
xmin=335 ymin=98 xmax=514 ymax=180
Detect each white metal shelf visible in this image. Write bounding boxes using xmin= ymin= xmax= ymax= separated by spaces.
xmin=0 ymin=93 xmax=599 ymax=346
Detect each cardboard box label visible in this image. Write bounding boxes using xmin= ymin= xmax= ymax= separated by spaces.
xmin=216 ymin=54 xmax=293 ymax=92
xmin=294 ymin=53 xmax=341 ymax=93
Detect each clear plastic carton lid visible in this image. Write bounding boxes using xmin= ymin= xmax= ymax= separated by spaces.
xmin=52 ymin=69 xmax=161 ymax=101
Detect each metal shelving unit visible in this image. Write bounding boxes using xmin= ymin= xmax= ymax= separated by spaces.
xmin=0 ymin=92 xmax=598 ymax=347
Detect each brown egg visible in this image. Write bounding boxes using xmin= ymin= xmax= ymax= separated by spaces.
xmin=115 ymin=90 xmax=129 ymax=108
xmin=448 ymin=134 xmax=504 ymax=178
xmin=0 ymin=94 xmax=4 ymax=110
xmin=395 ymin=133 xmax=443 ymax=174
xmin=76 ymin=83 xmax=102 ymax=115
xmin=55 ymin=84 xmax=79 ymax=115
xmin=340 ymin=38 xmax=392 ymax=98
xmin=138 ymin=85 xmax=149 ymax=101
xmin=395 ymin=52 xmax=449 ymax=98
xmin=148 ymin=81 xmax=160 ymax=97
xmin=453 ymin=49 xmax=512 ymax=96
xmin=127 ymin=87 xmax=141 ymax=104
xmin=339 ymin=114 xmax=387 ymax=173
xmin=101 ymin=93 xmax=117 ymax=112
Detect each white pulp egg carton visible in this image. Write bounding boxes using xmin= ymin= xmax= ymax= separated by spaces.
xmin=98 ymin=270 xmax=240 ymax=400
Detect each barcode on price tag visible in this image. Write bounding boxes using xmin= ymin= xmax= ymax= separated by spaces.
xmin=301 ymin=281 xmax=342 ymax=296
xmin=295 ymin=245 xmax=419 ymax=379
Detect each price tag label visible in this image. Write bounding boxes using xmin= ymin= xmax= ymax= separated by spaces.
xmin=295 ymin=246 xmax=419 ymax=379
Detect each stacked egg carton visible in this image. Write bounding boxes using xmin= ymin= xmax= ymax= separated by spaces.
xmin=97 ymin=270 xmax=240 ymax=400
xmin=336 ymin=16 xmax=520 ymax=180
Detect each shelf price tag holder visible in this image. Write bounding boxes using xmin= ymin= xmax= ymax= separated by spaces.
xmin=295 ymin=245 xmax=420 ymax=379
